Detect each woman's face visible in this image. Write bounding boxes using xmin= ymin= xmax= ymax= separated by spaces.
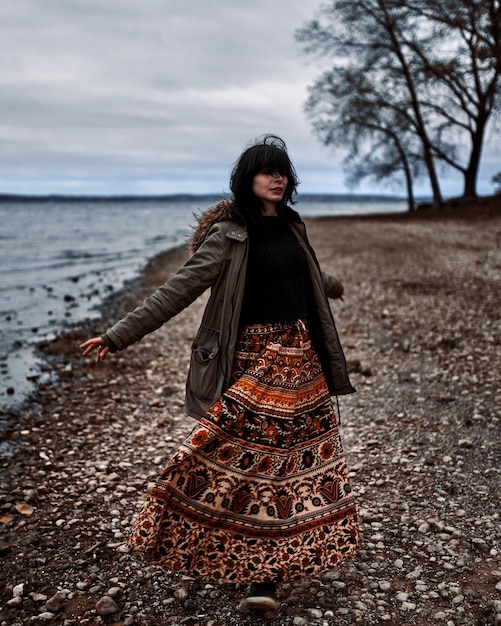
xmin=252 ymin=170 xmax=288 ymax=212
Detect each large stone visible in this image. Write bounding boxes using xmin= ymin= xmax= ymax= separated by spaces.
xmin=13 ymin=583 xmax=25 ymax=597
xmin=36 ymin=613 xmax=56 ymax=622
xmin=45 ymin=591 xmax=67 ymax=612
xmin=173 ymin=586 xmax=189 ymax=602
xmin=96 ymin=595 xmax=119 ymax=616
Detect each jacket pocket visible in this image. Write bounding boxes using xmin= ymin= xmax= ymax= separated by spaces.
xmin=188 ymin=325 xmax=221 ymax=403
xmin=192 ymin=325 xmax=220 ymax=362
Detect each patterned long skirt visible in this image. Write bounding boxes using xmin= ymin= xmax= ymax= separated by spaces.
xmin=127 ymin=320 xmax=359 ymax=583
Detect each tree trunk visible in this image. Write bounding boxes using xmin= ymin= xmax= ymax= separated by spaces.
xmin=424 ymin=145 xmax=443 ymax=208
xmin=463 ymin=115 xmax=487 ymax=199
xmin=383 ymin=7 xmax=443 ymax=208
xmin=394 ymin=136 xmax=416 ymax=210
xmin=405 ymin=169 xmax=416 ymax=210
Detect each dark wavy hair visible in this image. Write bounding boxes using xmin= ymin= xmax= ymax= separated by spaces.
xmin=230 ymin=135 xmax=300 ymax=228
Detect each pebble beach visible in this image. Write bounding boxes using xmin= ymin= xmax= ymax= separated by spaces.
xmin=1 ymin=200 xmax=500 ymax=625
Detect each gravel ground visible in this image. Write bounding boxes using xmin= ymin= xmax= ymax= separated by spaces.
xmin=1 ymin=202 xmax=500 ymax=626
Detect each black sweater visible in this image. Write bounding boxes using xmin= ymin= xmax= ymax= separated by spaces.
xmin=240 ymin=216 xmax=309 ymax=325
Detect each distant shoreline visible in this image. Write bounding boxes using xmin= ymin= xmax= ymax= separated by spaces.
xmin=0 ymin=192 xmax=408 ymax=203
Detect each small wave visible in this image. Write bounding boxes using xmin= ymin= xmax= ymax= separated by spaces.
xmin=146 ymin=232 xmax=188 ymax=246
xmin=58 ymin=249 xmax=96 ymax=260
xmin=146 ymin=234 xmax=170 ymax=244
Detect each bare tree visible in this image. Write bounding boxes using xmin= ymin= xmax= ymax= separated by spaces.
xmin=297 ymin=0 xmax=501 ymax=205
xmin=402 ymin=0 xmax=501 ymax=197
xmin=305 ymin=63 xmax=425 ymax=209
xmin=306 ymin=61 xmax=423 ymax=209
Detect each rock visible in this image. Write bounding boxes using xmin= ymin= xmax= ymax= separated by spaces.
xmin=173 ymin=586 xmax=189 ymax=602
xmin=322 ymin=569 xmax=343 ymax=581
xmin=379 ymin=581 xmax=391 ymax=592
xmin=107 ymin=586 xmax=123 ymax=598
xmin=331 ymin=581 xmax=346 ymax=591
xmin=472 ymin=537 xmax=489 ymax=551
xmin=7 ymin=596 xmax=23 ymax=606
xmin=347 ymin=358 xmax=362 ymax=373
xmin=36 ymin=613 xmax=56 ymax=621
xmin=427 ymin=518 xmax=445 ymax=532
xmin=293 ymin=617 xmax=308 ymax=626
xmin=96 ymin=595 xmax=119 ymax=616
xmin=32 ymin=593 xmax=48 ymax=602
xmin=13 ymin=582 xmax=25 ymax=597
xmin=0 ymin=539 xmax=11 ymax=557
xmin=45 ymin=590 xmax=67 ymax=612
xmin=405 ymin=569 xmax=422 ymax=580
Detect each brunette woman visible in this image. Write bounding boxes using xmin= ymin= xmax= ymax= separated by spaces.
xmin=80 ymin=135 xmax=359 ymax=614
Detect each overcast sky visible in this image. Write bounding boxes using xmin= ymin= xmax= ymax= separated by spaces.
xmin=0 ymin=1 xmax=498 ymax=197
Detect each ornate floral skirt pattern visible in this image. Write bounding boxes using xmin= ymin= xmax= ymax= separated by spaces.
xmin=127 ymin=320 xmax=359 ymax=582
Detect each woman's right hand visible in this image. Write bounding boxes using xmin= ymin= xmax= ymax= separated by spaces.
xmin=80 ymin=337 xmax=110 ymax=363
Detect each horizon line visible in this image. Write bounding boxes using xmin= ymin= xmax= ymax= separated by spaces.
xmin=0 ymin=191 xmax=409 ymax=202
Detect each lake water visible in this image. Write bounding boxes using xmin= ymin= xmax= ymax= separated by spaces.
xmin=0 ymin=196 xmax=407 ymax=408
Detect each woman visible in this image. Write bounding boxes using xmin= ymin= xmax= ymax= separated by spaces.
xmin=81 ymin=135 xmax=359 ymax=614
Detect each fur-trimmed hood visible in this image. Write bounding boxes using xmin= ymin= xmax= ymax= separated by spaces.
xmin=189 ymin=200 xmax=235 ymax=254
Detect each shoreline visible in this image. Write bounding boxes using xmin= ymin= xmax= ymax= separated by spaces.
xmin=1 ymin=204 xmax=501 ymax=625
xmin=1 ymin=195 xmax=497 ymax=411
xmin=3 ymin=199 xmax=496 ymax=416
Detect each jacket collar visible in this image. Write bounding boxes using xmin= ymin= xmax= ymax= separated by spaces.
xmin=189 ymin=200 xmax=302 ymax=253
xmin=189 ymin=200 xmax=235 ymax=253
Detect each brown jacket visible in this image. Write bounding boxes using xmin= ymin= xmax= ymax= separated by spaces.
xmin=104 ymin=201 xmax=355 ymax=420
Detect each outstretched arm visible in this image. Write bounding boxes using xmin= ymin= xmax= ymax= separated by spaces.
xmin=79 ymin=222 xmax=227 ymax=358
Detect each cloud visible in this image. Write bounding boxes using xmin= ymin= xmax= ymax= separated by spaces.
xmin=0 ymin=0 xmax=497 ymax=196
xmin=0 ymin=0 xmax=334 ymax=193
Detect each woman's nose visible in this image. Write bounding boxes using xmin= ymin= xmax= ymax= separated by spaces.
xmin=272 ymin=171 xmax=283 ymax=179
